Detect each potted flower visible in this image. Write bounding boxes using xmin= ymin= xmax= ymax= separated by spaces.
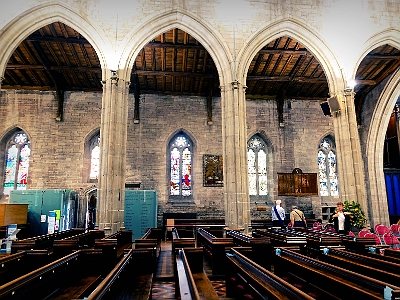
xmin=343 ymin=200 xmax=367 ymax=232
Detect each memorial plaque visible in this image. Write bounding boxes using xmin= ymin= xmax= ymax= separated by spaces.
xmin=124 ymin=190 xmax=157 ymax=240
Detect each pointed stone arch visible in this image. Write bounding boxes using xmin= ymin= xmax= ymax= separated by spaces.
xmin=350 ymin=29 xmax=400 ymax=80
xmin=365 ymin=66 xmax=400 ymax=225
xmin=236 ymin=18 xmax=343 ymax=93
xmin=118 ymin=9 xmax=233 ymax=84
xmin=0 ymin=3 xmax=109 ymax=81
xmin=353 ymin=30 xmax=400 ymax=226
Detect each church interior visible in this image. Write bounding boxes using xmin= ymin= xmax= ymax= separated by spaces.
xmin=0 ymin=0 xmax=400 ymax=299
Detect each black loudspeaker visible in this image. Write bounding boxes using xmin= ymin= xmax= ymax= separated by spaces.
xmin=320 ymin=101 xmax=331 ymax=116
xmin=328 ymin=96 xmax=341 ymax=112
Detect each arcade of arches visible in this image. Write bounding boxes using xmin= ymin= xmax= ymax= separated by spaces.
xmin=1 ymin=1 xmax=400 ymax=234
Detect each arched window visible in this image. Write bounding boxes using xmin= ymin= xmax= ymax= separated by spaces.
xmin=169 ymin=133 xmax=192 ymax=197
xmin=3 ymin=131 xmax=30 ymax=195
xmin=318 ymin=137 xmax=339 ymax=196
xmin=89 ymin=134 xmax=100 ymax=180
xmin=247 ymin=135 xmax=268 ymax=196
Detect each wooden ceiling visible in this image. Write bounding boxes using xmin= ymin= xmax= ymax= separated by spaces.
xmin=2 ymin=22 xmax=400 ymax=122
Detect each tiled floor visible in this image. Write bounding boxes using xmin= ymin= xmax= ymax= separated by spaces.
xmin=151 ymin=241 xmax=227 ymax=299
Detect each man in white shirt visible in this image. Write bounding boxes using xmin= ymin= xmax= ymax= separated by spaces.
xmin=271 ymin=199 xmax=285 ymax=228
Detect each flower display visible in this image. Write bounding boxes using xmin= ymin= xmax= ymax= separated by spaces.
xmin=343 ymin=200 xmax=367 ymax=228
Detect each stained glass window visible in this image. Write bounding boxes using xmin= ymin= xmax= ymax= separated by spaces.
xmin=169 ymin=133 xmax=192 ymax=197
xmin=318 ymin=137 xmax=339 ymax=196
xmin=247 ymin=135 xmax=268 ymax=196
xmin=4 ymin=131 xmax=30 ymax=195
xmin=89 ymin=134 xmax=100 ymax=180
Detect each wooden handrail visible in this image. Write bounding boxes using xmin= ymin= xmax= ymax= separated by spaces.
xmin=0 ymin=250 xmax=81 ymax=297
xmin=85 ymin=249 xmax=134 ymax=300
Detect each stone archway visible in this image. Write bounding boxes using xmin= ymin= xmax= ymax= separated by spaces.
xmin=365 ymin=67 xmax=400 ymax=226
xmin=355 ymin=30 xmax=400 ymax=226
xmin=0 ymin=3 xmax=109 ymax=82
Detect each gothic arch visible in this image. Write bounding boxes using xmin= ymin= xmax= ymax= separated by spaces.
xmin=118 ymin=9 xmax=233 ymax=84
xmin=355 ymin=30 xmax=400 ymax=226
xmin=236 ymin=18 xmax=344 ymax=93
xmin=247 ymin=130 xmax=274 ymax=153
xmin=0 ymin=125 xmax=31 ymax=144
xmin=350 ymin=29 xmax=400 ymax=80
xmin=0 ymin=3 xmax=109 ymax=81
xmin=365 ymin=66 xmax=400 ymax=225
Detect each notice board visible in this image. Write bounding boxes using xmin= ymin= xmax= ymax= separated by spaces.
xmin=124 ymin=190 xmax=157 ymax=240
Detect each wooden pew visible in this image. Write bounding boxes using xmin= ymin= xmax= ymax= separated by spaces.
xmin=319 ymin=247 xmax=400 ymax=287
xmin=365 ymin=247 xmax=400 ymax=264
xmin=0 ymin=249 xmax=106 ymax=300
xmin=226 ymin=230 xmax=272 ymax=270
xmin=94 ymin=230 xmax=133 ymax=263
xmin=274 ymin=247 xmax=400 ymax=299
xmin=53 ymin=230 xmax=105 ymax=258
xmin=0 ymin=250 xmax=50 ymax=286
xmin=80 ymin=248 xmax=155 ymax=300
xmin=172 ymin=228 xmax=196 ymax=254
xmin=225 ymin=248 xmax=315 ymax=300
xmin=11 ymin=228 xmax=85 ymax=253
xmin=196 ymin=228 xmax=234 ymax=275
xmin=252 ymin=228 xmax=307 ymax=251
xmin=134 ymin=228 xmax=162 ymax=260
xmin=384 ymin=248 xmax=400 ymax=259
xmin=165 ymin=219 xmax=225 ymax=239
xmin=175 ymin=248 xmax=219 ymax=300
xmin=341 ymin=236 xmax=378 ymax=254
xmin=141 ymin=227 xmax=164 ymax=240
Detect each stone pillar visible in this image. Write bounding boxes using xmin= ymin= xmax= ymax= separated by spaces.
xmin=97 ymin=70 xmax=129 ymax=234
xmin=220 ymin=80 xmax=251 ymax=233
xmin=333 ymin=89 xmax=369 ymax=222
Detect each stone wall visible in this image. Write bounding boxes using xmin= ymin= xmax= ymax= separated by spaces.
xmin=0 ymin=89 xmax=335 ymax=224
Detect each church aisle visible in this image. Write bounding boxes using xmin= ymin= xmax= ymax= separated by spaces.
xmin=151 ymin=240 xmax=228 ymax=299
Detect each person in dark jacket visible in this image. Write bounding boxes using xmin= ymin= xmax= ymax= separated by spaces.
xmin=329 ymin=201 xmax=351 ymax=234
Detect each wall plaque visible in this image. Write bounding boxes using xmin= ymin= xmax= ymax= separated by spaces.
xmin=203 ymin=154 xmax=223 ymax=186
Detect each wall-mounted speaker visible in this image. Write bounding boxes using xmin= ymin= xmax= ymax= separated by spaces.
xmin=320 ymin=101 xmax=331 ymax=116
xmin=327 ymin=96 xmax=341 ymax=112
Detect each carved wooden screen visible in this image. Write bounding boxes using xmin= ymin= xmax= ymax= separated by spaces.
xmin=278 ymin=169 xmax=318 ymax=196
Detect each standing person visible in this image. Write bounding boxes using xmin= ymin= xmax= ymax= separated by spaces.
xmin=329 ymin=201 xmax=351 ymax=234
xmin=271 ymin=199 xmax=285 ymax=228
xmin=290 ymin=205 xmax=307 ymax=229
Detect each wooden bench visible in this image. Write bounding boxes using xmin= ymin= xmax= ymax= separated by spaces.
xmin=0 ymin=249 xmax=107 ymax=300
xmin=94 ymin=230 xmax=133 ymax=263
xmin=384 ymin=248 xmax=400 ymax=259
xmin=196 ymin=228 xmax=234 ymax=275
xmin=274 ymin=247 xmax=400 ymax=299
xmin=134 ymin=228 xmax=162 ymax=260
xmin=165 ymin=219 xmax=225 ymax=240
xmin=319 ymin=247 xmax=400 ymax=287
xmin=226 ymin=230 xmax=272 ymax=270
xmin=10 ymin=228 xmax=85 ymax=253
xmin=0 ymin=250 xmax=50 ymax=286
xmin=175 ymin=248 xmax=219 ymax=300
xmin=252 ymin=228 xmax=307 ymax=250
xmin=341 ymin=236 xmax=378 ymax=253
xmin=52 ymin=230 xmax=105 ymax=258
xmin=172 ymin=228 xmax=196 ymax=254
xmin=80 ymin=248 xmax=155 ymax=300
xmin=225 ymin=248 xmax=315 ymax=300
